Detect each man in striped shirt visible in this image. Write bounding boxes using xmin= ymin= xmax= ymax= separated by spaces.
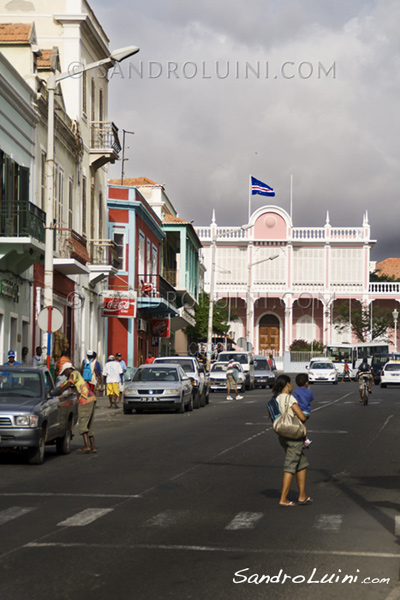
xmin=226 ymin=358 xmax=244 ymax=401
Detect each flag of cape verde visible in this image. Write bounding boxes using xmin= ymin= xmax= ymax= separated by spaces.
xmin=251 ymin=176 xmax=275 ymax=197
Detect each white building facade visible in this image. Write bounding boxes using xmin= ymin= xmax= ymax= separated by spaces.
xmin=197 ymin=205 xmax=400 ymax=363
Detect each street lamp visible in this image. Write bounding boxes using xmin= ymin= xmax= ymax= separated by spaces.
xmin=246 ymin=254 xmax=279 ymax=351
xmin=392 ymin=308 xmax=399 ymax=353
xmin=44 ymin=45 xmax=140 ymax=367
xmin=206 ymin=223 xmax=253 ymax=370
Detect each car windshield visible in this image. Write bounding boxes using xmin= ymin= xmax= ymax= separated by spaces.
xmin=219 ymin=353 xmax=247 ymax=364
xmin=211 ymin=364 xmax=227 ymax=373
xmin=156 ymin=359 xmax=193 ymax=373
xmin=384 ymin=363 xmax=400 ymax=372
xmin=0 ymin=370 xmax=42 ymax=397
xmin=254 ymin=359 xmax=269 ymax=370
xmin=134 ymin=368 xmax=179 ymax=382
xmin=312 ymin=363 xmax=333 ymax=370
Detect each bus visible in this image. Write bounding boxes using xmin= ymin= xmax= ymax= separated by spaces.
xmin=326 ymin=342 xmax=390 ymax=375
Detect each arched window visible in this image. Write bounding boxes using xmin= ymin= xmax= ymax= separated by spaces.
xmin=296 ymin=315 xmax=316 ymax=342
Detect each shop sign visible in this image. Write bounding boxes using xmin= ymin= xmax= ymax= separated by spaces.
xmin=152 ymin=316 xmax=170 ymax=338
xmin=103 ymin=291 xmax=137 ymax=318
xmin=0 ymin=279 xmax=19 ymax=303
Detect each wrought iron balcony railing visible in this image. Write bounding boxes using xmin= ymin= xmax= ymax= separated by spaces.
xmin=55 ymin=228 xmax=90 ymax=265
xmin=0 ymin=201 xmax=45 ymax=243
xmin=89 ymin=240 xmax=121 ymax=269
xmin=90 ymin=121 xmax=121 ymax=154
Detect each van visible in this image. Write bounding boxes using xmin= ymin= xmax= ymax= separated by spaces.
xmin=216 ymin=351 xmax=255 ymax=390
xmin=371 ymin=353 xmax=400 ymax=384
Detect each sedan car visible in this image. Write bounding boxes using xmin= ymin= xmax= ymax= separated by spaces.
xmin=209 ymin=362 xmax=246 ymax=393
xmin=308 ymin=361 xmax=338 ymax=384
xmin=0 ymin=366 xmax=77 ymax=464
xmin=123 ymin=364 xmax=193 ymax=413
xmin=380 ymin=361 xmax=400 ymax=387
xmin=253 ymin=356 xmax=276 ymax=388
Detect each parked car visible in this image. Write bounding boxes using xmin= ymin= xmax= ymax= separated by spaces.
xmin=0 ymin=366 xmax=77 ymax=465
xmin=153 ymin=356 xmax=209 ymax=408
xmin=380 ymin=361 xmax=400 ymax=388
xmin=253 ymin=355 xmax=276 ymax=388
xmin=209 ymin=361 xmax=246 ymax=393
xmin=372 ymin=353 xmax=400 ymax=384
xmin=123 ymin=363 xmax=193 ymax=413
xmin=308 ymin=361 xmax=338 ymax=384
xmin=216 ymin=351 xmax=255 ymax=390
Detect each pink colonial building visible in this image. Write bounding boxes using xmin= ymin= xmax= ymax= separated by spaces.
xmin=196 ymin=205 xmax=400 ymax=364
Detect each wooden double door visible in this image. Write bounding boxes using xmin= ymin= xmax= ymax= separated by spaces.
xmin=258 ymin=314 xmax=280 ymax=354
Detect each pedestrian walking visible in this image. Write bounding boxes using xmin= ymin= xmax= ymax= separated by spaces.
xmin=81 ymin=350 xmax=100 ymax=394
xmin=53 ymin=362 xmax=97 ymax=454
xmin=103 ymin=355 xmax=123 ymax=408
xmin=115 ymin=353 xmax=127 ymax=405
xmin=226 ymin=358 xmax=243 ymax=400
xmin=272 ymin=374 xmax=312 ymax=507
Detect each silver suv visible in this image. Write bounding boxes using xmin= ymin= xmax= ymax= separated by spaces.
xmin=153 ymin=356 xmax=209 ymax=408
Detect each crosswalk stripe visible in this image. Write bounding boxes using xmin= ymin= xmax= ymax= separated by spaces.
xmin=144 ymin=510 xmax=189 ymax=528
xmin=0 ymin=506 xmax=35 ymax=525
xmin=57 ymin=508 xmax=113 ymax=527
xmin=314 ymin=514 xmax=343 ymax=533
xmin=395 ymin=516 xmax=400 ymax=536
xmin=225 ymin=512 xmax=264 ymax=530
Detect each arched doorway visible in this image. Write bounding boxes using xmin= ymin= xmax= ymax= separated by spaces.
xmin=259 ymin=314 xmax=280 ymax=354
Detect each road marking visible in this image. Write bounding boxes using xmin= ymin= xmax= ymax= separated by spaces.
xmin=0 ymin=506 xmax=35 ymax=525
xmin=144 ymin=510 xmax=188 ymax=528
xmin=307 ymin=430 xmax=347 ymax=434
xmin=225 ymin=512 xmax=263 ymax=530
xmin=57 ymin=508 xmax=114 ymax=527
xmin=314 ymin=514 xmax=343 ymax=533
xmin=395 ymin=516 xmax=400 ymax=536
xmin=368 ymin=414 xmax=394 ymax=447
xmin=25 ymin=541 xmax=400 ymax=559
xmin=0 ymin=493 xmax=141 ymax=499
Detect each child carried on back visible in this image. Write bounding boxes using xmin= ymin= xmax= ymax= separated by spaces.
xmin=293 ymin=372 xmax=314 ymax=448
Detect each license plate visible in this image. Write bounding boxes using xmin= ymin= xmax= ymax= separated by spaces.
xmin=144 ymin=397 xmax=159 ymax=402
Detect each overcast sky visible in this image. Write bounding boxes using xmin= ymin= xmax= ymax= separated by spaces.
xmin=95 ymin=0 xmax=399 ymax=263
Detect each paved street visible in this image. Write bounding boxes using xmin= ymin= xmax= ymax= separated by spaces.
xmin=0 ymin=381 xmax=399 ymax=600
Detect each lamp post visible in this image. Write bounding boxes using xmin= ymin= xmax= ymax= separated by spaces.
xmin=206 ymin=223 xmax=253 ymax=371
xmin=246 ymin=254 xmax=279 ymax=351
xmin=44 ymin=45 xmax=140 ymax=367
xmin=392 ymin=308 xmax=399 ymax=353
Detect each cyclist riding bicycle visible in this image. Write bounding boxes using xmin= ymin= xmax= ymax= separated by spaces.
xmin=357 ymin=358 xmax=373 ymax=403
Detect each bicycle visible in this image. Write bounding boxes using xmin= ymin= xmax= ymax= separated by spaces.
xmin=360 ymin=375 xmax=369 ymax=405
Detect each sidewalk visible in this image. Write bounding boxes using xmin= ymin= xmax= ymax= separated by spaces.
xmin=93 ymin=393 xmax=124 ymax=419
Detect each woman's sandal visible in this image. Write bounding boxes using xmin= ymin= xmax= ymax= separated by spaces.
xmin=76 ymin=447 xmax=91 ymax=454
xmin=297 ymin=497 xmax=313 ymax=505
xmin=279 ymin=501 xmax=295 ymax=507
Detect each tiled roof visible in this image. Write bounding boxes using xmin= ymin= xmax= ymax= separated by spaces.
xmin=0 ymin=23 xmax=33 ymax=43
xmin=162 ymin=214 xmax=187 ymax=225
xmin=36 ymin=49 xmax=52 ymax=69
xmin=108 ymin=177 xmax=160 ymax=187
xmin=376 ymin=258 xmax=400 ymax=279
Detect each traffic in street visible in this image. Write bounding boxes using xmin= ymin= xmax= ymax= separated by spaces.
xmin=0 ymin=379 xmax=399 ymax=600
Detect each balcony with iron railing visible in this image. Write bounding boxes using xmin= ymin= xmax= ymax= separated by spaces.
xmin=88 ymin=240 xmax=121 ymax=284
xmin=53 ymin=228 xmax=90 ymax=275
xmin=136 ymin=273 xmax=178 ymax=316
xmin=0 ymin=200 xmax=45 ymax=273
xmin=90 ymin=121 xmax=121 ymax=170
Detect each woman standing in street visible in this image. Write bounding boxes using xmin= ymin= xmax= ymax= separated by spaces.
xmin=272 ymin=374 xmax=313 ymax=507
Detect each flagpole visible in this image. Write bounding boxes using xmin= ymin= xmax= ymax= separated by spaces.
xmin=290 ymin=174 xmax=293 ymax=221
xmin=248 ymin=174 xmax=251 ymax=222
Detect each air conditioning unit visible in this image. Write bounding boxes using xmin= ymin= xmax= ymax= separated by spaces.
xmin=137 ymin=318 xmax=148 ymax=333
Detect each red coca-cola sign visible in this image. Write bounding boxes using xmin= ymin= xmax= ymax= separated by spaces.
xmin=152 ymin=317 xmax=170 ymax=338
xmin=103 ymin=293 xmax=137 ymax=318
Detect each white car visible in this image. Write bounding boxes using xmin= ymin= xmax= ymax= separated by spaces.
xmin=380 ymin=361 xmax=400 ymax=387
xmin=209 ymin=362 xmax=246 ymax=393
xmin=308 ymin=361 xmax=338 ymax=385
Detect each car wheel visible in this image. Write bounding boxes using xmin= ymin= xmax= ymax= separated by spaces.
xmin=177 ymin=397 xmax=185 ymax=413
xmin=380 ymin=383 xmax=387 ymax=388
xmin=205 ymin=389 xmax=210 ymax=404
xmin=186 ymin=394 xmax=193 ymax=412
xmin=123 ymin=406 xmax=133 ymax=414
xmin=28 ymin=427 xmax=46 ymax=465
xmin=262 ymin=385 xmax=266 ymax=389
xmin=56 ymin=421 xmax=72 ymax=455
xmin=192 ymin=389 xmax=201 ymax=409
xmin=333 ymin=381 xmax=338 ymax=385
